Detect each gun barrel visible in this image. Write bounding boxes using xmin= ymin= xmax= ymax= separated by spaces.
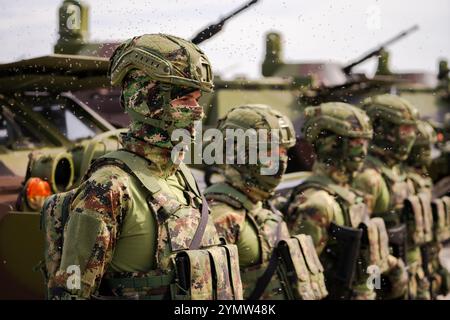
xmin=221 ymin=0 xmax=258 ymax=24
xmin=343 ymin=24 xmax=419 ymax=74
xmin=191 ymin=0 xmax=259 ymax=45
xmin=380 ymin=24 xmax=419 ymax=48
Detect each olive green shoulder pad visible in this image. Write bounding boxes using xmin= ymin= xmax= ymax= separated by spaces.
xmin=204 ymin=182 xmax=254 ymax=211
xmin=293 ymin=175 xmax=355 ymax=205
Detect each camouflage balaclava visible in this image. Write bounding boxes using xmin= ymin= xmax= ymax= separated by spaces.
xmin=362 ymin=94 xmax=418 ymax=164
xmin=407 ymin=120 xmax=437 ymax=168
xmin=217 ymin=104 xmax=296 ymax=202
xmin=109 ymin=34 xmax=213 ymax=174
xmin=303 ymin=102 xmax=373 ymax=183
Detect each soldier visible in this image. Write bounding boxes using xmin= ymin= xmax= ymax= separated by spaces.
xmin=286 ymin=102 xmax=407 ymax=300
xmin=353 ymin=94 xmax=430 ymax=299
xmin=204 ymin=104 xmax=328 ymax=300
xmin=41 ymin=34 xmax=243 ymax=300
xmin=405 ymin=120 xmax=450 ymax=298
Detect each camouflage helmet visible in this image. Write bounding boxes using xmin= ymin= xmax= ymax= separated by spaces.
xmin=217 ymin=104 xmax=296 ymax=148
xmin=302 ymin=102 xmax=373 ymax=142
xmin=109 ymin=33 xmax=213 ymax=92
xmin=217 ymin=104 xmax=296 ymax=201
xmin=362 ymin=94 xmax=418 ymax=161
xmin=407 ymin=120 xmax=437 ymax=166
xmin=109 ymin=34 xmax=213 ymax=135
xmin=362 ymin=94 xmax=418 ymax=125
xmin=303 ymin=102 xmax=373 ymax=176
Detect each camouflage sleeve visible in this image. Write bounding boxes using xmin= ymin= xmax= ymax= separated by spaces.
xmin=50 ymin=165 xmax=131 ymax=299
xmin=209 ymin=201 xmax=246 ymax=245
xmin=286 ymin=189 xmax=343 ymax=255
xmin=209 ymin=201 xmax=262 ymax=267
xmin=352 ymin=168 xmax=390 ymax=215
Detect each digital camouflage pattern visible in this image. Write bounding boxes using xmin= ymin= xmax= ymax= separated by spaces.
xmin=206 ymin=105 xmax=326 ymax=300
xmin=302 ymin=102 xmax=373 ymax=183
xmin=362 ymin=94 xmax=418 ymax=162
xmin=43 ymin=145 xmax=222 ymax=299
xmin=42 ymin=34 xmax=243 ymax=300
xmin=287 ymin=102 xmax=406 ymax=300
xmin=109 ymin=33 xmax=213 ymax=91
xmin=121 ymin=70 xmax=204 ymax=146
xmin=205 ymin=104 xmax=292 ymax=299
xmin=217 ymin=104 xmax=296 ymax=202
xmin=207 ymin=188 xmax=291 ymax=299
xmin=405 ymin=120 xmax=449 ymax=298
xmin=353 ymin=94 xmax=427 ymax=299
xmin=109 ymin=34 xmax=213 ymax=135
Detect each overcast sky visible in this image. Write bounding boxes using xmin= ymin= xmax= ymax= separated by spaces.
xmin=1 ymin=0 xmax=449 ymax=79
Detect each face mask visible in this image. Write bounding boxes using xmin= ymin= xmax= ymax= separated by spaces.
xmin=224 ymin=147 xmax=289 ymax=202
xmin=372 ymin=122 xmax=416 ymax=162
xmin=122 ymin=71 xmax=204 ymax=145
xmin=394 ymin=125 xmax=416 ymax=160
xmin=315 ymin=135 xmax=368 ymax=179
xmin=164 ymin=102 xmax=204 ymax=137
xmin=343 ymin=138 xmax=369 ymax=173
xmin=257 ymin=153 xmax=289 ymax=192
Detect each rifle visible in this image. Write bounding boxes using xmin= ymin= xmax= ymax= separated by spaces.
xmin=191 ymin=0 xmax=259 ymax=45
xmin=342 ymin=25 xmax=419 ymax=75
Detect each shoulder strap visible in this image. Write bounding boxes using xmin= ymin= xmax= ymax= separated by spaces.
xmin=176 ymin=162 xmax=209 ymax=250
xmin=247 ymin=213 xmax=284 ymax=300
xmin=294 ymin=175 xmax=355 ymax=205
xmin=204 ymin=182 xmax=255 ymax=211
xmin=178 ymin=162 xmax=201 ymax=198
xmin=247 ymin=200 xmax=286 ymax=300
xmin=88 ymin=149 xmax=162 ymax=194
xmin=88 ymin=149 xmax=208 ymax=250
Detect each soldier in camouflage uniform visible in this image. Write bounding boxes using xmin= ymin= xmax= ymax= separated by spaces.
xmin=405 ymin=120 xmax=450 ymax=298
xmin=286 ymin=102 xmax=407 ymax=300
xmin=353 ymin=94 xmax=430 ymax=300
xmin=204 ymin=104 xmax=328 ymax=300
xmin=41 ymin=34 xmax=243 ymax=300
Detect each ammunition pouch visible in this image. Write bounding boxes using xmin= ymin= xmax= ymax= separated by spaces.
xmin=100 ymin=244 xmax=243 ymax=300
xmin=277 ymin=234 xmax=328 ymax=300
xmin=324 ymin=222 xmax=363 ymax=299
xmin=403 ymin=194 xmax=433 ymax=246
xmin=358 ymin=218 xmax=390 ymax=278
xmin=432 ymin=196 xmax=450 ymax=243
xmin=173 ymin=244 xmax=243 ymax=300
xmin=386 ymin=223 xmax=407 ymax=262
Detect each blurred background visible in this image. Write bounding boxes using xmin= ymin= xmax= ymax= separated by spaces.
xmin=1 ymin=0 xmax=449 ymax=79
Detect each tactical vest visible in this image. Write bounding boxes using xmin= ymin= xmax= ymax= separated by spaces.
xmin=403 ymin=193 xmax=434 ymax=246
xmin=431 ymin=196 xmax=450 ymax=243
xmin=291 ymin=175 xmax=390 ymax=299
xmin=366 ymin=156 xmax=413 ymax=226
xmin=41 ymin=150 xmax=243 ymax=300
xmin=204 ymin=182 xmax=328 ymax=300
xmin=406 ymin=170 xmax=433 ymax=197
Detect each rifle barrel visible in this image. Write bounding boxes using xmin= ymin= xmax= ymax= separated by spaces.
xmin=191 ymin=0 xmax=259 ymax=45
xmin=343 ymin=24 xmax=419 ymax=74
